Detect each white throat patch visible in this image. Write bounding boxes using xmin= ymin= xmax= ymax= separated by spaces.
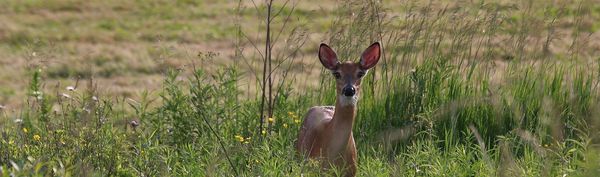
xmin=338 ymin=95 xmax=358 ymax=107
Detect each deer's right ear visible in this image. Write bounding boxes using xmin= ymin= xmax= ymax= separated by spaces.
xmin=318 ymin=43 xmax=339 ymax=70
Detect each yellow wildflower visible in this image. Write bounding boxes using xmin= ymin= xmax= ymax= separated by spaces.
xmin=23 ymin=127 xmax=28 ymax=133
xmin=261 ymin=130 xmax=266 ymax=135
xmin=234 ymin=135 xmax=245 ymax=142
xmin=33 ymin=134 xmax=41 ymax=141
xmin=283 ymin=123 xmax=288 ymax=128
xmin=8 ymin=140 xmax=14 ymax=145
xmin=267 ymin=117 xmax=275 ymax=123
xmin=294 ymin=119 xmax=301 ymax=124
xmin=290 ymin=111 xmax=299 ymax=118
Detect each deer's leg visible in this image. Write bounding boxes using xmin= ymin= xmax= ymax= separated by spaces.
xmin=345 ymin=137 xmax=357 ymax=177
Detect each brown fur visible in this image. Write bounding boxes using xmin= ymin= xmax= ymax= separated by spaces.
xmin=297 ymin=42 xmax=380 ymax=177
xmin=296 ymin=62 xmax=365 ymax=177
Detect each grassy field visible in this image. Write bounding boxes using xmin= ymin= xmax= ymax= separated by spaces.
xmin=2 ymin=0 xmax=600 ymax=176
xmin=0 ymin=0 xmax=340 ymax=106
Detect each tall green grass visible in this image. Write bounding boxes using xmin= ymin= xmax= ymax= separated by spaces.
xmin=1 ymin=0 xmax=600 ymax=176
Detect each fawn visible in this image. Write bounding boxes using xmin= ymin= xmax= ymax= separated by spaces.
xmin=296 ymin=42 xmax=381 ymax=176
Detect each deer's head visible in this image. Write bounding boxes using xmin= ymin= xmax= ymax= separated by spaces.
xmin=318 ymin=42 xmax=381 ymax=107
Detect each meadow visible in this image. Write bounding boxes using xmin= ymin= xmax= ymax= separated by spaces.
xmin=1 ymin=0 xmax=600 ymax=176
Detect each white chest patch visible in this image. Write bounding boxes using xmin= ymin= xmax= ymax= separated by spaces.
xmin=338 ymin=95 xmax=358 ymax=107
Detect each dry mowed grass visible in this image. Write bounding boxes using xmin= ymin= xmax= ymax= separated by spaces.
xmin=0 ymin=0 xmax=340 ymax=107
xmin=1 ymin=0 xmax=599 ymax=108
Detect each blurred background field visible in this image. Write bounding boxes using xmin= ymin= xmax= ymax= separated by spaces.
xmin=0 ymin=0 xmax=599 ymax=107
xmin=2 ymin=0 xmax=600 ymax=176
xmin=0 ymin=0 xmax=340 ymax=107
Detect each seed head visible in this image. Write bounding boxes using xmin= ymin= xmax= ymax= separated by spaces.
xmin=61 ymin=93 xmax=71 ymax=99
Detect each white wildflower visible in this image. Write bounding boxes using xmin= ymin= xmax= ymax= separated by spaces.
xmin=66 ymin=86 xmax=75 ymax=91
xmin=82 ymin=107 xmax=90 ymax=113
xmin=130 ymin=120 xmax=139 ymax=128
xmin=32 ymin=91 xmax=43 ymax=100
xmin=32 ymin=91 xmax=42 ymax=96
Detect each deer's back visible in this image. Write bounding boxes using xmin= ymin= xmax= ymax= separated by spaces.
xmin=296 ymin=106 xmax=334 ymax=157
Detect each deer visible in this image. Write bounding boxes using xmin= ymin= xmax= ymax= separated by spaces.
xmin=296 ymin=42 xmax=381 ymax=177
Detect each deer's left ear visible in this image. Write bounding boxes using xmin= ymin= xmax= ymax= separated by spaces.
xmin=359 ymin=42 xmax=381 ymax=70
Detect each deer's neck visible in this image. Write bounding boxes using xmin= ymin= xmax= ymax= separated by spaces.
xmin=326 ymin=98 xmax=357 ymax=157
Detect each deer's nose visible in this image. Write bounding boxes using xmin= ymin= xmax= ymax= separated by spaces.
xmin=342 ymin=86 xmax=356 ymax=97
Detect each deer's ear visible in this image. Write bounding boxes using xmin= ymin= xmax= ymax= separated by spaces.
xmin=359 ymin=42 xmax=381 ymax=70
xmin=319 ymin=43 xmax=339 ymax=70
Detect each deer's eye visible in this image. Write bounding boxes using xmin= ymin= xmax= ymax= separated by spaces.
xmin=357 ymin=71 xmax=365 ymax=78
xmin=332 ymin=72 xmax=341 ymax=79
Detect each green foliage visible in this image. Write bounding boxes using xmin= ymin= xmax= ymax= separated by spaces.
xmin=2 ymin=0 xmax=600 ymax=176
